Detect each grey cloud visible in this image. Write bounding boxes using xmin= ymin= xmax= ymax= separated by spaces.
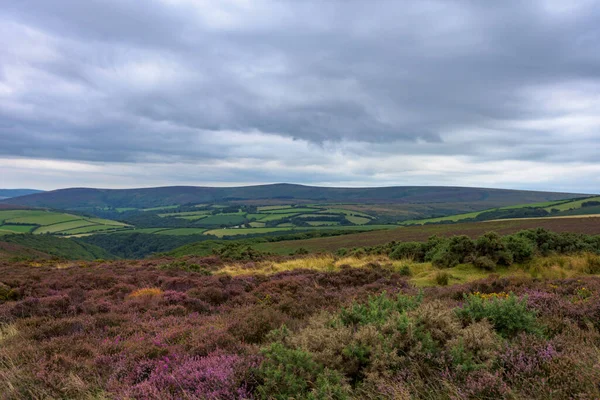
xmin=1 ymin=0 xmax=600 ymax=190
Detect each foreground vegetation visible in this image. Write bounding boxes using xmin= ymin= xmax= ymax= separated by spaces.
xmin=1 ymin=228 xmax=600 ymax=399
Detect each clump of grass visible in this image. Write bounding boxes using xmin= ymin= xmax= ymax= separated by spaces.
xmin=435 ymin=271 xmax=451 ymax=286
xmin=0 ymin=324 xmax=18 ymax=342
xmin=128 ymin=287 xmax=163 ymax=298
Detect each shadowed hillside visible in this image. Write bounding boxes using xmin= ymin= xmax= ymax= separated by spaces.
xmin=1 ymin=184 xmax=587 ymax=209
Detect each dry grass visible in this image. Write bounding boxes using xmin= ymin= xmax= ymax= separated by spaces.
xmin=218 ymin=254 xmax=391 ymax=276
xmin=0 ymin=324 xmax=18 ymax=343
xmin=128 ymin=287 xmax=163 ymax=298
xmin=217 ymin=253 xmax=600 ymax=287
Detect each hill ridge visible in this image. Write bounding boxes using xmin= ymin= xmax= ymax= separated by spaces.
xmin=1 ymin=184 xmax=589 ymax=210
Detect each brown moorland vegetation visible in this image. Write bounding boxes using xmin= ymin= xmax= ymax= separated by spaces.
xmin=2 ymin=233 xmax=600 ymax=399
xmin=254 ymin=216 xmax=600 ymax=254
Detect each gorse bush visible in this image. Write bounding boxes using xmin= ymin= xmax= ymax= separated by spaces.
xmin=337 ymin=291 xmax=422 ymax=326
xmin=383 ymin=228 xmax=600 ymax=270
xmin=456 ymin=293 xmax=541 ymax=338
xmin=256 ymin=342 xmax=350 ymax=399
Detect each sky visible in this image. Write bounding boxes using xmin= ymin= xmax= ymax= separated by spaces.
xmin=1 ymin=0 xmax=599 ymax=193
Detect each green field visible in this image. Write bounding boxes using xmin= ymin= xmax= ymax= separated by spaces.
xmin=158 ymin=211 xmax=211 ymax=217
xmin=153 ymin=228 xmax=207 ymax=236
xmin=142 ymin=205 xmax=179 ymax=212
xmin=263 ymin=207 xmax=320 ymax=214
xmin=319 ymin=208 xmax=373 ymax=218
xmin=35 ymin=220 xmax=97 ymax=234
xmin=63 ymin=225 xmax=129 ymax=235
xmin=257 ymin=205 xmax=293 ymax=211
xmin=198 ymin=214 xmax=247 ymax=226
xmin=544 ymin=196 xmax=600 ymax=212
xmin=0 ymin=209 xmax=131 ymax=236
xmin=205 ymin=227 xmax=296 ymax=237
xmin=306 ymin=221 xmax=340 ymax=226
xmin=2 ymin=210 xmax=81 ymax=225
xmin=0 ymin=225 xmax=37 ymax=234
xmin=345 ymin=215 xmax=371 ymax=225
xmin=255 ymin=213 xmax=300 ymax=222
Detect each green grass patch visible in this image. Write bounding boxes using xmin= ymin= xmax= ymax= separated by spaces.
xmin=34 ymin=220 xmax=97 ymax=234
xmin=263 ymin=208 xmax=320 ymax=214
xmin=307 ymin=221 xmax=340 ymax=226
xmin=0 ymin=224 xmax=37 ymax=233
xmin=345 ymin=215 xmax=371 ymax=225
xmin=152 ymin=228 xmax=208 ymax=236
xmin=319 ymin=208 xmax=373 ymax=218
xmin=544 ymin=196 xmax=600 ymax=212
xmin=198 ymin=214 xmax=247 ymax=226
xmin=87 ymin=218 xmax=129 ymax=226
xmin=158 ymin=211 xmax=211 ymax=217
xmin=257 ymin=213 xmax=301 ymax=222
xmin=257 ymin=205 xmax=293 ymax=211
xmin=1 ymin=210 xmax=81 ymax=226
xmin=62 ymin=225 xmax=131 ymax=235
xmin=205 ymin=227 xmax=296 ymax=238
xmin=142 ymin=205 xmax=180 ymax=212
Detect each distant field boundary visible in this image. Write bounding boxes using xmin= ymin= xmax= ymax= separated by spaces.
xmin=255 ymin=216 xmax=600 ymax=254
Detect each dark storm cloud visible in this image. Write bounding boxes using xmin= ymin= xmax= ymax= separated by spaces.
xmin=1 ymin=0 xmax=600 ymax=190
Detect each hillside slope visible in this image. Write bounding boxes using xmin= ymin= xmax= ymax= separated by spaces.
xmin=1 ymin=184 xmax=587 ymax=209
xmin=0 ymin=235 xmax=115 ymax=260
xmin=0 ymin=189 xmax=43 ymax=200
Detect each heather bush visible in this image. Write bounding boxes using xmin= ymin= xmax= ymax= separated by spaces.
xmin=2 ymin=254 xmax=600 ymax=399
xmin=158 ymin=260 xmax=212 ymax=275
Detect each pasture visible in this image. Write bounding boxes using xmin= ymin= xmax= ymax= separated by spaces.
xmin=0 ymin=209 xmax=131 ymax=236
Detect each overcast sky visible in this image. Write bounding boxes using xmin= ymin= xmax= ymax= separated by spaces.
xmin=1 ymin=0 xmax=599 ymax=192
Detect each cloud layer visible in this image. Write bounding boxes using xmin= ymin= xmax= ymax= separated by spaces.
xmin=1 ymin=0 xmax=599 ymax=192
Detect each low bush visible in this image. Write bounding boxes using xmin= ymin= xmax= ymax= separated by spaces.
xmin=456 ymin=293 xmax=541 ymax=338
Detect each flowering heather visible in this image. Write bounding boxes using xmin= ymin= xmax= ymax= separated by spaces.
xmin=1 ymin=255 xmax=600 ymax=399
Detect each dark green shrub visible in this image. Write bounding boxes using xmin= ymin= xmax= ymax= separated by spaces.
xmin=389 ymin=242 xmax=424 ymax=261
xmin=476 ymin=232 xmax=506 ymax=261
xmin=338 ymin=292 xmax=422 ymax=326
xmin=448 ymin=235 xmax=475 ymax=261
xmin=502 ymin=235 xmax=534 ymax=263
xmin=455 ymin=293 xmax=541 ymax=338
xmin=473 ymin=256 xmax=496 ymax=271
xmin=336 ymin=248 xmax=349 ymax=257
xmin=256 ymin=342 xmax=350 ymax=399
xmin=431 ymin=245 xmax=461 ymax=268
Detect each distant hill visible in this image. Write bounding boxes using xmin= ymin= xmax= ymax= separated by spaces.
xmin=0 ymin=184 xmax=588 ymax=210
xmin=0 ymin=234 xmax=115 ymax=260
xmin=0 ymin=189 xmax=43 ymax=200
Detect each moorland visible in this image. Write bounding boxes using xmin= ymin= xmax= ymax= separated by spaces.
xmin=1 ymin=184 xmax=600 ymax=399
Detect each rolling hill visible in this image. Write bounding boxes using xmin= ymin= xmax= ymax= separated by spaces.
xmin=0 ymin=234 xmax=115 ymax=260
xmin=1 ymin=184 xmax=587 ymax=210
xmin=0 ymin=189 xmax=43 ymax=200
